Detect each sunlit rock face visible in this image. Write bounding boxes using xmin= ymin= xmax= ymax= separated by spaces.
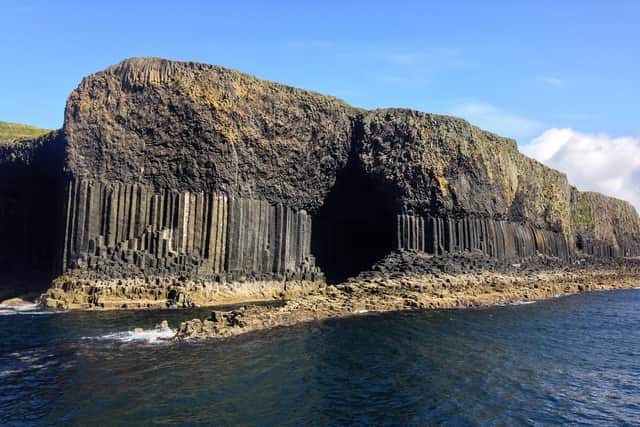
xmin=572 ymin=190 xmax=640 ymax=257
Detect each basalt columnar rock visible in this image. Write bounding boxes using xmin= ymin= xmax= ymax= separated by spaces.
xmin=572 ymin=190 xmax=640 ymax=257
xmin=1 ymin=57 xmax=639 ymax=304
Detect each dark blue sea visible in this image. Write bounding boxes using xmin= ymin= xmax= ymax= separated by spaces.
xmin=1 ymin=289 xmax=640 ymax=426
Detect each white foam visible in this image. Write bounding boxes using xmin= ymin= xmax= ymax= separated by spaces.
xmin=11 ymin=302 xmax=40 ymax=311
xmin=86 ymin=326 xmax=175 ymax=344
xmin=496 ymin=300 xmax=538 ymax=307
xmin=510 ymin=300 xmax=537 ymax=306
xmin=0 ymin=303 xmax=40 ymax=315
xmin=0 ymin=302 xmax=66 ymax=316
xmin=0 ymin=309 xmax=60 ymax=315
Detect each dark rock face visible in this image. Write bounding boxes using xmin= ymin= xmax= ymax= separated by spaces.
xmin=61 ymin=178 xmax=322 ymax=283
xmin=355 ymin=109 xmax=575 ymax=267
xmin=395 ymin=214 xmax=571 ymax=261
xmin=64 ymin=58 xmax=353 ymax=211
xmin=0 ymin=131 xmax=65 ymax=297
xmin=357 ymin=110 xmax=573 ymax=232
xmin=572 ymin=190 xmax=640 ymax=257
xmin=2 ymin=57 xmax=639 ymax=294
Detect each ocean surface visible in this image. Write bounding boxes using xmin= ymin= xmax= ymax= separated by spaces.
xmin=1 ymin=289 xmax=639 ymax=426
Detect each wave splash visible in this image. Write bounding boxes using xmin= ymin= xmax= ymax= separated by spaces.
xmin=509 ymin=300 xmax=537 ymax=306
xmin=0 ymin=302 xmax=53 ymax=316
xmin=85 ymin=323 xmax=175 ymax=344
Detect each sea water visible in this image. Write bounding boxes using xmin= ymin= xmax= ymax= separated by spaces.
xmin=1 ymin=289 xmax=639 ymax=425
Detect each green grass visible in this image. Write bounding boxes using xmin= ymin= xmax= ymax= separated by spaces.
xmin=574 ymin=196 xmax=593 ymax=226
xmin=0 ymin=121 xmax=51 ymax=145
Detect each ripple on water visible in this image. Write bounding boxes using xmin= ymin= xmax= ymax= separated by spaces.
xmin=0 ymin=289 xmax=639 ymax=425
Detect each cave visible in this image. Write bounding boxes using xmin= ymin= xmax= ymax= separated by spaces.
xmin=311 ymin=160 xmax=395 ymax=283
xmin=0 ymin=173 xmax=62 ymax=299
xmin=0 ymin=134 xmax=65 ymax=300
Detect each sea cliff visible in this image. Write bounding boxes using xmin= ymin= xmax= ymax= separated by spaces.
xmin=0 ymin=57 xmax=638 ymax=313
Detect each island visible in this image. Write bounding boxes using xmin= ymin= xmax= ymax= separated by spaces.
xmin=1 ymin=57 xmax=639 ymax=339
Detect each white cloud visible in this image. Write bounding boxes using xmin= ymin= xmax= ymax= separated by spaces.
xmin=449 ymin=102 xmax=543 ymax=141
xmin=522 ymin=128 xmax=640 ymax=211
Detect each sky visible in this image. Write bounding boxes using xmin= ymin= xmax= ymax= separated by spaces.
xmin=2 ymin=0 xmax=639 ymax=207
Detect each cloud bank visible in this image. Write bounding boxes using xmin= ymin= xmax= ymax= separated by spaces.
xmin=522 ymin=128 xmax=640 ymax=211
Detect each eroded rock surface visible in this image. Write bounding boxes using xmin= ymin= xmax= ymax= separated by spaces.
xmin=64 ymin=58 xmax=354 ymax=210
xmin=174 ymin=252 xmax=640 ymax=341
xmin=0 ymin=57 xmax=639 ymax=310
xmin=41 ymin=275 xmax=322 ymax=310
xmin=56 ymin=58 xmax=585 ymax=289
xmin=573 ymin=190 xmax=640 ymax=256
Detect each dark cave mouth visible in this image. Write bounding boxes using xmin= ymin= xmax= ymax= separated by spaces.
xmin=311 ymin=162 xmax=395 ymax=284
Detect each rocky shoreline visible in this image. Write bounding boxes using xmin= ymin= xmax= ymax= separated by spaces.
xmin=170 ymin=252 xmax=640 ymax=341
xmin=5 ymin=251 xmax=636 ymax=344
xmin=39 ymin=274 xmax=322 ymax=311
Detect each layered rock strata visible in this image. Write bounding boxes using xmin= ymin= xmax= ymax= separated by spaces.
xmin=42 ymin=275 xmax=319 ymax=310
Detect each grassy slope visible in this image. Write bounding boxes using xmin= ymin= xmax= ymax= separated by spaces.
xmin=0 ymin=120 xmax=51 ymax=145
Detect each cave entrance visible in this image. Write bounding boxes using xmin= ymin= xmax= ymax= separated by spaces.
xmin=311 ymin=160 xmax=395 ymax=284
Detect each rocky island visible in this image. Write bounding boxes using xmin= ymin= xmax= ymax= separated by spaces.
xmin=1 ymin=57 xmax=639 ymax=340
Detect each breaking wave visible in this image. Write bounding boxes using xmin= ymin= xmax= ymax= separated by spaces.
xmin=0 ymin=302 xmax=55 ymax=316
xmin=84 ymin=326 xmax=175 ymax=344
xmin=509 ymin=300 xmax=537 ymax=305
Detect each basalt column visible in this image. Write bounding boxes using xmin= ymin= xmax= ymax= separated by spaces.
xmin=395 ymin=214 xmax=572 ymax=261
xmin=60 ymin=178 xmax=320 ymax=281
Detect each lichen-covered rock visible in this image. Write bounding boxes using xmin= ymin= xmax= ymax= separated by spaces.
xmin=63 ymin=58 xmax=575 ymax=233
xmin=572 ymin=190 xmax=640 ymax=256
xmin=173 ymin=254 xmax=640 ymax=342
xmin=357 ymin=109 xmax=573 ymax=233
xmin=39 ymin=273 xmax=323 ymax=311
xmin=64 ymin=57 xmax=354 ymax=211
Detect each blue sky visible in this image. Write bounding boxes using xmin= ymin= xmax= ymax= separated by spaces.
xmin=0 ymin=0 xmax=636 ymax=138
xmin=2 ymin=0 xmax=640 ymax=206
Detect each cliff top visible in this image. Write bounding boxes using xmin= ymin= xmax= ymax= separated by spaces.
xmin=101 ymin=57 xmax=354 ymax=109
xmin=93 ymin=57 xmax=509 ymax=136
xmin=0 ymin=121 xmax=51 ymax=145
xmin=576 ymin=190 xmax=637 ymax=208
xmin=573 ymin=189 xmax=640 ymax=230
